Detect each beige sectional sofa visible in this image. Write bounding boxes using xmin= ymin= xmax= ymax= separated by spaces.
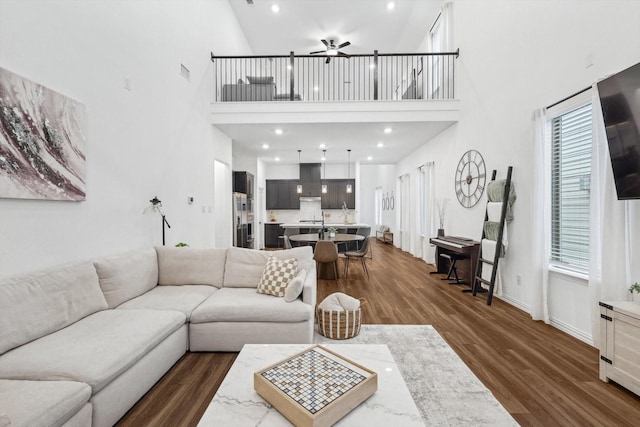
xmin=0 ymin=246 xmax=316 ymax=427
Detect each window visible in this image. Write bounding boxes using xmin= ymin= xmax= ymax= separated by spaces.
xmin=549 ymin=101 xmax=592 ymax=274
xmin=418 ymin=166 xmax=426 ymax=236
xmin=375 ymin=187 xmax=382 ymax=226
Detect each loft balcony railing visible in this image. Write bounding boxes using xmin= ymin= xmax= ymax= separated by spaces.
xmin=210 ymin=50 xmax=459 ymax=103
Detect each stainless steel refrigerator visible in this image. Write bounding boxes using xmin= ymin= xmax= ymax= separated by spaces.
xmin=233 ymin=192 xmax=254 ymax=248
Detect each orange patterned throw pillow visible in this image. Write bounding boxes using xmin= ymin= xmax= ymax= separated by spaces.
xmin=257 ymin=256 xmax=298 ymax=297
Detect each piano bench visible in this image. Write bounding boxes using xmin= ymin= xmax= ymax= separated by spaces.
xmin=440 ymin=253 xmax=465 ymax=284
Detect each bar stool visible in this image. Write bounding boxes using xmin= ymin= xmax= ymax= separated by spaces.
xmin=440 ymin=253 xmax=464 ymax=284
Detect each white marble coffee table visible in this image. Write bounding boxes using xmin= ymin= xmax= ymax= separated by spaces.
xmin=197 ymin=344 xmax=425 ymax=426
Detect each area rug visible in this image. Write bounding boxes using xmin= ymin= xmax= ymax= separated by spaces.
xmin=315 ymin=325 xmax=518 ymax=426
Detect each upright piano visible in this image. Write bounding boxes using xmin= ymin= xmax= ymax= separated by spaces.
xmin=429 ymin=236 xmax=481 ymax=287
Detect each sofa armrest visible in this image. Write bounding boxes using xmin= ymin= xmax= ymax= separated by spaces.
xmin=301 ymin=267 xmax=317 ymax=308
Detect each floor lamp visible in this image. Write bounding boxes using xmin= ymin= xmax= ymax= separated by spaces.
xmin=145 ymin=196 xmax=171 ymax=246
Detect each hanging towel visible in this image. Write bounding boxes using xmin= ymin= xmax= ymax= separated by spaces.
xmin=483 ymin=221 xmax=506 ymax=256
xmin=480 ymin=239 xmax=502 ymax=295
xmin=485 ymin=201 xmax=508 ymax=254
xmin=487 ymin=179 xmax=516 ymax=221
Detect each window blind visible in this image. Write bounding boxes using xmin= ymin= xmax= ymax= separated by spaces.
xmin=550 ymin=103 xmax=592 ymax=273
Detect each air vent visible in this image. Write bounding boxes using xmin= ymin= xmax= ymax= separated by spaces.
xmin=180 ymin=63 xmax=190 ymax=82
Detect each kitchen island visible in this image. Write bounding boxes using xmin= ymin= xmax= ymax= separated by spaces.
xmin=264 ymin=223 xmax=371 ymax=250
xmin=279 ymin=223 xmax=370 ymax=229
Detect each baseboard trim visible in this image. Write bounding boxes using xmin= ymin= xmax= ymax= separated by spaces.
xmin=549 ymin=316 xmax=593 ymax=345
xmin=494 ymin=293 xmax=530 ymax=313
xmin=495 ymin=294 xmax=594 ymax=346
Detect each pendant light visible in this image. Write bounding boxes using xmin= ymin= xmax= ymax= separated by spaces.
xmin=322 ymin=149 xmax=327 ymax=194
xmin=346 ymin=149 xmax=352 ymax=193
xmin=296 ymin=150 xmax=303 ymax=194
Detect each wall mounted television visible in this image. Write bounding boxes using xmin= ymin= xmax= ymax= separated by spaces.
xmin=597 ymin=61 xmax=640 ymax=200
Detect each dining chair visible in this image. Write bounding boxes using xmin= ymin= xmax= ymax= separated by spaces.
xmin=313 ymin=240 xmax=339 ymax=283
xmin=343 ymin=236 xmax=371 ymax=280
xmin=283 ymin=235 xmax=293 ymax=249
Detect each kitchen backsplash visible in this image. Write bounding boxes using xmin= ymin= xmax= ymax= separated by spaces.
xmin=267 ymin=200 xmax=356 ymax=223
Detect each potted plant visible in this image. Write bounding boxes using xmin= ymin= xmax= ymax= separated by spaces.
xmin=327 ymin=226 xmax=338 ymax=238
xmin=630 ymin=282 xmax=640 ymax=303
xmin=436 ymin=198 xmax=449 ymax=237
xmin=175 ymin=242 xmax=189 ymax=247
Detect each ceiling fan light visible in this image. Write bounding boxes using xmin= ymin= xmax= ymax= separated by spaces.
xmin=327 ymin=49 xmax=338 ymax=56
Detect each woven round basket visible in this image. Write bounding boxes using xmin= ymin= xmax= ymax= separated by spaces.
xmin=316 ymin=305 xmax=362 ymax=340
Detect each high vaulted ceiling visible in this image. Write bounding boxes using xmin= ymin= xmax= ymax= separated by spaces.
xmin=223 ymin=0 xmax=445 ymax=165
xmin=227 ymin=0 xmax=442 ymax=55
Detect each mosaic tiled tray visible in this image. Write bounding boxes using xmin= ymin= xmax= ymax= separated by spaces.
xmin=254 ymin=345 xmax=378 ymax=427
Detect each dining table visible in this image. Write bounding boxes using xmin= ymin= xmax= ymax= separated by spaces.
xmin=288 ymin=233 xmax=364 ymax=279
xmin=288 ymin=233 xmax=365 ymax=244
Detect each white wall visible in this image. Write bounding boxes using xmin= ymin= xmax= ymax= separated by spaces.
xmin=396 ymin=0 xmax=640 ymax=342
xmin=0 ymin=0 xmax=251 ymax=276
xmin=360 ymin=164 xmax=397 ymax=233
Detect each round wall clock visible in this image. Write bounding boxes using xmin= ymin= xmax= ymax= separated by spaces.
xmin=455 ymin=149 xmax=486 ymax=208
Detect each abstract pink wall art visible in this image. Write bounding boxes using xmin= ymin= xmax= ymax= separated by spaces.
xmin=0 ymin=67 xmax=87 ymax=201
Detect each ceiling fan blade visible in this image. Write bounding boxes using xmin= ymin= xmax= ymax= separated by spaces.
xmin=310 ymin=50 xmax=325 ymax=54
xmin=321 ymin=39 xmax=329 ymax=47
xmin=338 ymin=52 xmax=350 ymax=58
xmin=325 ymin=57 xmax=331 ymax=64
xmin=337 ymin=41 xmax=351 ymax=49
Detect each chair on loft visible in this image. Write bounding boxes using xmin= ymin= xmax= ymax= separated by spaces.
xmin=313 ymin=241 xmax=339 ymax=283
xmin=343 ymin=237 xmax=372 ymax=280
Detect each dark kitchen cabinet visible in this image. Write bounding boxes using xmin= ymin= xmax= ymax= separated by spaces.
xmin=299 ymin=163 xmax=321 ymax=197
xmin=233 ymin=171 xmax=254 ymax=198
xmin=264 ymin=223 xmax=284 ymax=248
xmin=266 ymin=180 xmax=300 ymax=210
xmin=321 ymin=179 xmax=355 ymax=209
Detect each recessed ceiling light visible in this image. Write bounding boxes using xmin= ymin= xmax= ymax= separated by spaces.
xmin=319 ymin=143 xmax=326 ymax=149
xmin=321 ymin=156 xmax=326 ymax=162
xmin=287 ymin=65 xmax=292 ymax=70
xmin=275 ymin=156 xmax=280 ymax=161
xmin=367 ymin=156 xmax=373 ymax=161
xmin=313 ymin=86 xmax=319 ymax=92
xmin=377 ymin=142 xmax=384 ymax=148
xmin=384 ymin=127 xmax=392 ymax=134
xmin=387 ymin=2 xmax=395 ymax=11
xmin=275 ymin=128 xmax=283 ymax=135
xmin=271 ymin=4 xmax=279 ymax=13
xmin=262 ymin=143 xmax=269 ymax=149
xmin=369 ymin=63 xmax=376 ymax=69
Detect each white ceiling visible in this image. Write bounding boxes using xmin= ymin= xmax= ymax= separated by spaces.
xmin=223 ymin=0 xmax=444 ymax=165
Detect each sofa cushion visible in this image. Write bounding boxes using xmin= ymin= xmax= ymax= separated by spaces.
xmin=116 ymin=285 xmax=218 ymax=320
xmin=156 ymin=247 xmax=226 ymax=287
xmin=284 ymin=270 xmax=307 ymax=302
xmin=94 ymin=248 xmax=158 ymax=308
xmin=0 ymin=262 xmax=108 ymax=355
xmin=256 ymin=256 xmax=298 ymax=297
xmin=246 ymin=75 xmax=274 ymax=84
xmin=223 ymin=246 xmax=313 ymax=288
xmin=0 ymin=379 xmax=91 ymax=427
xmin=0 ymin=309 xmax=186 ymax=393
xmin=190 ymin=287 xmax=312 ymax=323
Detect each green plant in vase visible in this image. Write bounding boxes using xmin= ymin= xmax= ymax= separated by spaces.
xmin=630 ymin=282 xmax=640 ymax=302
xmin=327 ymin=226 xmax=338 ymax=238
xmin=175 ymin=242 xmax=189 ymax=247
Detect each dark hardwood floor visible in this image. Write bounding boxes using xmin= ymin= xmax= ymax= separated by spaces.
xmin=117 ymin=239 xmax=640 ymax=426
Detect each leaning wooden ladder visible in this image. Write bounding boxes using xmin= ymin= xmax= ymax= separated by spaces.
xmin=472 ymin=166 xmax=513 ymax=305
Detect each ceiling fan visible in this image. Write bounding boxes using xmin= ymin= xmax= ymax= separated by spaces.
xmin=310 ymin=39 xmax=351 ymax=63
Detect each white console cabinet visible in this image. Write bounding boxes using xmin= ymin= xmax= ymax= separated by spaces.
xmin=599 ymin=301 xmax=640 ymax=396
